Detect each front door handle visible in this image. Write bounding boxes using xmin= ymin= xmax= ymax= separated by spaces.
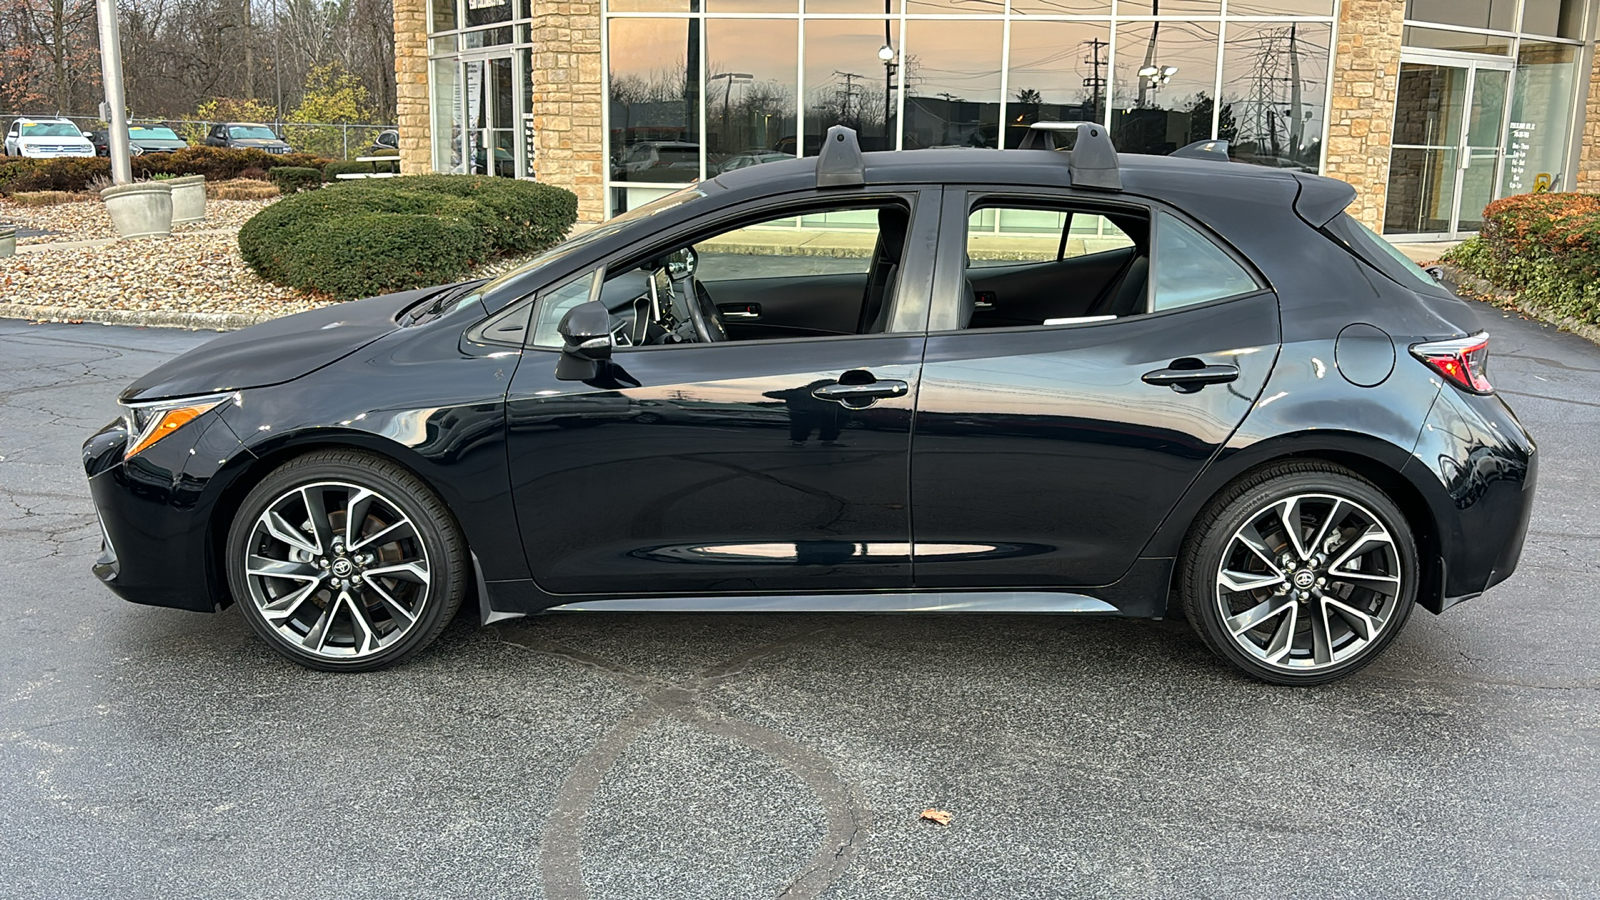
xmin=812 ymin=377 xmax=910 ymax=409
xmin=1142 ymin=359 xmax=1239 ymax=393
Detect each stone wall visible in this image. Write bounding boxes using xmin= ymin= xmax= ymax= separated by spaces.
xmin=531 ymin=0 xmax=606 ymax=223
xmin=1575 ymin=49 xmax=1600 ymax=192
xmin=1324 ymin=0 xmax=1405 ymax=231
xmin=393 ymin=0 xmax=432 ymax=175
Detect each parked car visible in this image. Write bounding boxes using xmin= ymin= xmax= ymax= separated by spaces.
xmin=613 ymin=140 xmax=700 ymax=180
xmin=3 ymin=116 xmax=95 ymax=158
xmin=713 ymin=150 xmax=791 ymax=174
xmin=369 ymin=128 xmax=399 ymax=154
xmin=204 ymin=122 xmax=293 ymax=154
xmin=84 ymin=123 xmax=1535 ymax=685
xmin=87 ymin=124 xmax=190 ymax=157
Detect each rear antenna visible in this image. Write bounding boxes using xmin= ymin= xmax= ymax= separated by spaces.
xmin=1067 ymin=123 xmax=1121 ymax=192
xmin=816 ymin=125 xmax=865 ymax=188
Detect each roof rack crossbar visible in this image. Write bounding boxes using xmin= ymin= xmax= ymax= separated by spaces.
xmin=816 ymin=125 xmax=865 ymax=187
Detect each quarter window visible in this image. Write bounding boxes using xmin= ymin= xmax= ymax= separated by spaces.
xmin=530 ymin=271 xmax=601 ymax=348
xmin=1151 ymin=212 xmax=1259 ymax=311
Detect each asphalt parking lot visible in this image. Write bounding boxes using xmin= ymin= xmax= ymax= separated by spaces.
xmin=1 ymin=303 xmax=1597 ymax=899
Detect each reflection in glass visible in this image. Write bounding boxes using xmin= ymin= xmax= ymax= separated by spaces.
xmin=464 ymin=0 xmax=512 ymax=28
xmin=706 ymin=19 xmax=798 ymax=171
xmin=1218 ymin=21 xmax=1328 ymax=172
xmin=1521 ymin=0 xmax=1584 ymax=38
xmin=1110 ymin=20 xmax=1220 ymax=156
xmin=430 ymin=0 xmax=456 ymax=33
xmin=1225 ymin=0 xmax=1333 ymax=12
xmin=1118 ymin=0 xmax=1220 ymax=13
xmin=1005 ymin=21 xmax=1110 ymax=146
xmin=1404 ymin=0 xmax=1515 ymax=32
xmin=905 ymin=0 xmax=1004 ymax=14
xmin=432 ymin=58 xmax=461 ymax=173
xmin=902 ymin=19 xmax=1003 ymax=149
xmin=1400 ymin=26 xmax=1511 ymax=56
xmin=1503 ymin=42 xmax=1577 ymax=195
xmin=1392 ymin=62 xmax=1466 ymax=148
xmin=1008 ymin=0 xmax=1109 ymax=13
xmin=805 ymin=0 xmax=899 ymax=12
xmin=803 ymin=19 xmax=902 ymax=155
xmin=609 ymin=18 xmax=701 ymax=183
xmin=1384 ymin=147 xmax=1458 ymax=234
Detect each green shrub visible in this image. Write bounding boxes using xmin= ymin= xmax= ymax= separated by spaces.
xmin=237 ymin=175 xmax=578 ymax=301
xmin=273 ymin=212 xmax=483 ymax=300
xmin=0 ymin=147 xmax=337 ymax=195
xmin=1445 ymin=192 xmax=1600 ymax=326
xmin=269 ymin=166 xmax=322 ymax=194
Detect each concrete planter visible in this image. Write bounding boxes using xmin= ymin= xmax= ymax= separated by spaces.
xmin=101 ymin=182 xmax=173 ymax=240
xmin=168 ymin=175 xmax=207 ymax=224
xmin=0 ymin=224 xmax=15 ymax=257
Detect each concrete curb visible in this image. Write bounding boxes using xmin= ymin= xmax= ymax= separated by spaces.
xmin=0 ymin=302 xmax=280 ymax=331
xmin=1440 ymin=263 xmax=1600 ymax=347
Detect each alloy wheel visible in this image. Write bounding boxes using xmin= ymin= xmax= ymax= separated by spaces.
xmin=241 ymin=480 xmax=431 ymax=660
xmin=1213 ymin=492 xmax=1405 ymax=674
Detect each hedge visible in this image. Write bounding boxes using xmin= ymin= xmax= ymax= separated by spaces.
xmin=238 ymin=175 xmax=579 ymax=302
xmin=0 ymin=147 xmax=335 ymax=195
xmin=1442 ymin=192 xmax=1600 ymax=326
xmin=322 ymin=159 xmax=398 ymax=180
xmin=269 ymin=166 xmax=322 ymax=194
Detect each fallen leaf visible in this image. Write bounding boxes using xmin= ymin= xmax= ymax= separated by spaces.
xmin=919 ymin=808 xmax=952 ymax=826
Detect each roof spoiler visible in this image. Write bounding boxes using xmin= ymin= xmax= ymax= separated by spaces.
xmin=1290 ymin=172 xmax=1356 ymax=227
xmin=1018 ymin=121 xmax=1121 ymax=191
xmin=1172 ymin=139 xmax=1230 ymax=162
xmin=816 ymin=125 xmax=865 ymax=187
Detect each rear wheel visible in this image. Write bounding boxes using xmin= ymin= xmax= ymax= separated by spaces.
xmin=1179 ymin=461 xmax=1417 ymax=685
xmin=226 ymin=450 xmax=468 ymax=671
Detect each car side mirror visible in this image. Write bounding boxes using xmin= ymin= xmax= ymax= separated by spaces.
xmin=82 ymin=131 xmax=93 ymax=139
xmin=1424 ymin=265 xmax=1445 ymax=284
xmin=555 ymin=300 xmax=614 ymax=381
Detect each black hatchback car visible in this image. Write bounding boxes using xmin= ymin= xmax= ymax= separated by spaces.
xmin=84 ymin=125 xmax=1536 ymax=684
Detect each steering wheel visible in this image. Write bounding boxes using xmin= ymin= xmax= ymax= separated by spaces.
xmin=688 ymin=280 xmax=729 ymax=343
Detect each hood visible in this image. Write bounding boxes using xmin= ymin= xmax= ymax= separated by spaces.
xmin=20 ymin=136 xmax=92 ymax=148
xmin=232 ymin=137 xmax=291 ymax=149
xmin=131 ymin=139 xmax=189 ymax=151
xmin=120 ymin=286 xmax=442 ymax=402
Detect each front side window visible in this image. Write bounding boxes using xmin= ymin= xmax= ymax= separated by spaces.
xmin=531 ymin=198 xmax=916 ymax=349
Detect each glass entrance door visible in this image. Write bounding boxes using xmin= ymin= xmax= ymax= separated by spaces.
xmin=1386 ymin=53 xmax=1513 ymax=239
xmin=459 ymin=53 xmax=522 ymax=177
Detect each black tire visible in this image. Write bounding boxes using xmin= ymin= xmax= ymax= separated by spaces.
xmin=1178 ymin=460 xmax=1418 ymax=686
xmin=225 ymin=450 xmax=468 ymax=671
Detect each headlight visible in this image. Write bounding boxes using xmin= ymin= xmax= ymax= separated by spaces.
xmin=120 ymin=393 xmax=234 ymax=459
xmin=130 ymin=145 xmax=144 ymax=156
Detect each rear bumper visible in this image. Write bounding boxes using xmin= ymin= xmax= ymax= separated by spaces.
xmin=1406 ymin=386 xmax=1537 ymax=613
xmin=83 ymin=414 xmax=250 ymax=613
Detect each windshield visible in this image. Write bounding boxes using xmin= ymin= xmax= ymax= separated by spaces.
xmin=131 ymin=126 xmax=181 ymax=140
xmin=229 ymin=125 xmax=279 ymax=140
xmin=21 ymin=122 xmax=80 ymax=137
xmin=479 ymin=186 xmax=708 ymax=308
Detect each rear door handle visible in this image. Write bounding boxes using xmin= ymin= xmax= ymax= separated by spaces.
xmin=718 ymin=303 xmax=761 ymax=320
xmin=812 ymin=377 xmax=910 ymax=409
xmin=1141 ymin=359 xmax=1239 ymax=393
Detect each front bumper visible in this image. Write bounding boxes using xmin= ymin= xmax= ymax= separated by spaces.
xmin=83 ymin=412 xmax=252 ymax=613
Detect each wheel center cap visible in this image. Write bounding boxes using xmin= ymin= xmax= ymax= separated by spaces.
xmin=1292 ymin=569 xmax=1316 ymax=590
xmin=331 ymin=558 xmax=354 ymax=578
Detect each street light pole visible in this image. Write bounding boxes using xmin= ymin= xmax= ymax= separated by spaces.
xmin=95 ymin=0 xmax=132 ymax=184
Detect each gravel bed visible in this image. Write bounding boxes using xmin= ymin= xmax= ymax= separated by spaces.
xmin=2 ymin=197 xmax=277 ymax=244
xmin=0 ymin=233 xmax=328 ymax=317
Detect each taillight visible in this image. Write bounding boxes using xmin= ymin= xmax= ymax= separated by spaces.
xmin=1411 ymin=332 xmax=1492 ymax=394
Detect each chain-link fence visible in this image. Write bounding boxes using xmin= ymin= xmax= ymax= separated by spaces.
xmin=3 ymin=114 xmax=397 ymax=161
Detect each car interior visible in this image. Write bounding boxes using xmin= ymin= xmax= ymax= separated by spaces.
xmin=572 ymin=198 xmax=1154 ymax=348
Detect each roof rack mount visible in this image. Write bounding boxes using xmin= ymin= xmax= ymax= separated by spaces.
xmin=816 ymin=125 xmax=865 ymax=188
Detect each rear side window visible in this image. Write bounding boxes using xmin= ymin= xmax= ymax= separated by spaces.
xmin=1323 ymin=213 xmax=1441 ymax=291
xmin=1152 ymin=212 xmax=1260 ymax=311
xmin=965 ymin=208 xmax=1134 ymax=268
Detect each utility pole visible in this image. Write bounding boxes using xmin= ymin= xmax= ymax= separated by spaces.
xmin=834 ymin=71 xmax=863 ymax=124
xmin=1137 ymin=0 xmax=1159 ymax=108
xmin=95 ymin=0 xmax=132 ymax=183
xmin=1082 ymin=37 xmax=1107 ymax=123
xmin=1287 ymin=23 xmax=1304 ymax=155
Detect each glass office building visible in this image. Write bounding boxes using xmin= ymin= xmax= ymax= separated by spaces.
xmin=410 ymin=0 xmax=1596 ymax=237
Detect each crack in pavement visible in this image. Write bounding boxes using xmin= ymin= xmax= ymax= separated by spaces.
xmin=491 ymin=618 xmax=874 ymax=900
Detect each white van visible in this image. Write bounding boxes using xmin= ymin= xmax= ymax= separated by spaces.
xmin=4 ymin=117 xmax=96 ymax=158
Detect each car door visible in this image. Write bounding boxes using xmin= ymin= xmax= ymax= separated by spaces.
xmin=909 ymin=188 xmax=1280 ymax=589
xmin=504 ymin=188 xmax=940 ymax=597
xmin=5 ymin=121 xmax=16 ymax=155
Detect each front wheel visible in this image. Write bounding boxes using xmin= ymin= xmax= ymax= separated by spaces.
xmin=225 ymin=450 xmax=468 ymax=671
xmin=1179 ymin=462 xmax=1418 ymax=685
